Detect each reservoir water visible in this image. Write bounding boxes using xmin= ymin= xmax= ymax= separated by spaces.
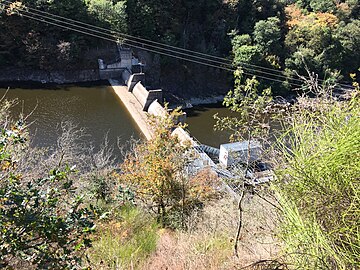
xmin=185 ymin=104 xmax=233 ymax=148
xmin=0 ymin=84 xmax=234 ymax=156
xmin=0 ymin=84 xmax=142 ymax=159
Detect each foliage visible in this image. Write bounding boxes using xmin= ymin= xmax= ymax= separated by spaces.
xmin=253 ymin=17 xmax=282 ymax=56
xmin=89 ymin=205 xmax=158 ymax=269
xmin=0 ymin=0 xmax=359 ymax=92
xmin=214 ymin=69 xmax=273 ymax=143
xmin=231 ymin=34 xmax=262 ymax=66
xmin=0 ymin=99 xmax=95 ymax=269
xmin=85 ymin=0 xmax=127 ymax=32
xmin=231 ymin=1 xmax=359 ymax=91
xmin=274 ymin=76 xmax=360 ymax=268
xmin=118 ymin=109 xmax=217 ymax=227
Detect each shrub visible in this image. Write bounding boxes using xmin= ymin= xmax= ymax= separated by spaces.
xmin=0 ymin=98 xmax=95 ymax=269
xmin=88 ymin=206 xmax=158 ymax=269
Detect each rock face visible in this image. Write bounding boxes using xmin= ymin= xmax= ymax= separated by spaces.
xmin=0 ymin=68 xmax=100 ymax=84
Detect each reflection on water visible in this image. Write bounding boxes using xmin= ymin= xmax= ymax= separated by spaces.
xmin=0 ymin=84 xmax=142 ymax=160
xmin=185 ymin=103 xmax=281 ymax=148
xmin=0 ymin=85 xmax=280 ymax=158
xmin=185 ymin=103 xmax=234 ymax=148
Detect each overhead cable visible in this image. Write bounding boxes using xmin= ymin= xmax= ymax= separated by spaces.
xmin=2 ymin=1 xmax=354 ymax=88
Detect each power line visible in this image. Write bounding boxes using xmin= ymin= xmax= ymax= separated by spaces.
xmin=7 ymin=0 xmax=353 ymax=88
xmin=10 ymin=9 xmax=305 ymax=87
xmin=2 ymin=1 xmax=308 ymax=79
xmin=3 ymin=0 xmax=354 ymax=89
xmin=2 ymin=1 xmax=354 ymax=89
xmin=2 ymin=2 xmax=306 ymax=85
xmin=2 ymin=3 xmax=307 ymax=87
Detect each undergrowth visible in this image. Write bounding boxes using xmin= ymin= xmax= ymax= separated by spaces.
xmin=274 ymin=93 xmax=360 ymax=269
xmin=88 ymin=205 xmax=158 ymax=269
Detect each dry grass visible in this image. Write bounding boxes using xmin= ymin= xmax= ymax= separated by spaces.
xmin=143 ymin=192 xmax=280 ymax=270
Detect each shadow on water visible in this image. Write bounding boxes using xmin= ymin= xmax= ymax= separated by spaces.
xmin=184 ymin=102 xmax=225 ymax=117
xmin=184 ymin=102 xmax=283 ymax=148
xmin=0 ymin=80 xmax=111 ymax=90
xmin=184 ymin=103 xmax=235 ymax=148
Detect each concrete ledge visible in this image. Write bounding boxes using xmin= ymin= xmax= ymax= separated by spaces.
xmin=148 ymin=100 xmax=167 ymax=118
xmin=127 ymin=73 xmax=145 ymax=92
xmin=171 ymin=127 xmax=196 ymax=146
xmin=147 ymin=89 xmax=163 ymax=111
xmin=99 ymin=69 xmax=125 ymax=80
xmin=108 ymin=79 xmax=154 ymax=140
xmin=133 ymin=82 xmax=149 ymax=111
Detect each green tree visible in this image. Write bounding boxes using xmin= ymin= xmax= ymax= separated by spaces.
xmin=284 ymin=13 xmax=341 ymax=78
xmin=85 ymin=0 xmax=128 ymax=32
xmin=236 ymin=0 xmax=285 ymax=34
xmin=310 ymin=0 xmax=336 ymax=13
xmin=335 ymin=19 xmax=360 ymax=75
xmin=253 ymin=17 xmax=282 ymax=56
xmin=231 ymin=34 xmax=262 ymax=66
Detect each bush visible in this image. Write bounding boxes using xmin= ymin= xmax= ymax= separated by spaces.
xmin=0 ymin=98 xmax=95 ymax=269
xmin=118 ymin=109 xmax=218 ymax=228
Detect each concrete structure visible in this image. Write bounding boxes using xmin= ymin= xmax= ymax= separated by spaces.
xmin=119 ymin=48 xmax=132 ymax=70
xmin=219 ymin=141 xmax=261 ymax=168
xmin=98 ymin=65 xmax=125 ymax=80
xmin=103 ymin=49 xmax=270 ymax=201
xmin=148 ymin=100 xmax=167 ymax=118
xmin=171 ymin=127 xmax=195 ymax=146
xmin=98 ymin=47 xmax=141 ymax=80
xmin=132 ymin=82 xmax=163 ymax=111
xmin=127 ymin=73 xmax=145 ymax=92
xmin=108 ymin=79 xmax=154 ymax=140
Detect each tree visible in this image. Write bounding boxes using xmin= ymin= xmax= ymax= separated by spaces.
xmin=335 ymin=19 xmax=360 ymax=75
xmin=284 ymin=11 xmax=342 ymax=78
xmin=215 ymin=69 xmax=273 ymax=147
xmin=231 ymin=33 xmax=262 ymax=66
xmin=118 ymin=109 xmax=217 ymax=227
xmin=85 ymin=0 xmax=128 ymax=32
xmin=253 ymin=17 xmax=282 ymax=56
xmin=214 ymin=69 xmax=274 ymax=255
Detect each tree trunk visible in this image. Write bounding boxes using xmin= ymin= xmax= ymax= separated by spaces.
xmin=234 ymin=186 xmax=246 ymax=257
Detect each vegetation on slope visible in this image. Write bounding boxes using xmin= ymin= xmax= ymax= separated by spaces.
xmin=274 ymin=78 xmax=360 ymax=268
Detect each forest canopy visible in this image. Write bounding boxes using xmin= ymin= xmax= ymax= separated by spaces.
xmin=0 ymin=0 xmax=359 ymax=91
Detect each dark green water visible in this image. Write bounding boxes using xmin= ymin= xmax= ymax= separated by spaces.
xmin=184 ymin=104 xmax=234 ymax=148
xmin=185 ymin=104 xmax=282 ymax=147
xmin=0 ymin=84 xmax=142 ymax=159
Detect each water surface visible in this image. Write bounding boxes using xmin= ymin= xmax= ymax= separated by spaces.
xmin=0 ymin=84 xmax=141 ymax=159
xmin=185 ymin=104 xmax=234 ymax=148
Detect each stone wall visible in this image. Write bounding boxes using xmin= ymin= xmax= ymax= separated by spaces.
xmin=0 ymin=68 xmax=100 ymax=84
xmin=99 ymin=68 xmax=125 ymax=80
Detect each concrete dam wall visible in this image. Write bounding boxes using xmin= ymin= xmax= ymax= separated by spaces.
xmin=109 ymin=70 xmax=193 ymax=147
